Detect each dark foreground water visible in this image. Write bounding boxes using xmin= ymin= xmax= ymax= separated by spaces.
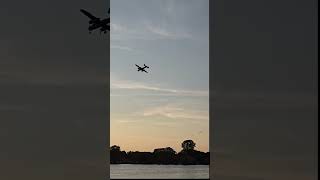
xmin=110 ymin=164 xmax=209 ymax=179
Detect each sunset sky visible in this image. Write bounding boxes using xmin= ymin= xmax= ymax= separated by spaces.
xmin=110 ymin=0 xmax=209 ymax=152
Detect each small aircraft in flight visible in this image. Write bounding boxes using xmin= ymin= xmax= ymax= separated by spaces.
xmin=135 ymin=64 xmax=150 ymax=73
xmin=80 ymin=8 xmax=110 ymax=34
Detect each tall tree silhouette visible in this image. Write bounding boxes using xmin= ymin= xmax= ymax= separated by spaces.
xmin=110 ymin=145 xmax=120 ymax=151
xmin=181 ymin=140 xmax=196 ymax=151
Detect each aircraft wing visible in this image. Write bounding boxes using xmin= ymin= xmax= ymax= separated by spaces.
xmin=135 ymin=64 xmax=140 ymax=68
xmin=80 ymin=9 xmax=98 ymax=20
xmin=142 ymin=69 xmax=148 ymax=73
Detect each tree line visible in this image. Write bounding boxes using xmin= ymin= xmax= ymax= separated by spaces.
xmin=110 ymin=140 xmax=209 ymax=165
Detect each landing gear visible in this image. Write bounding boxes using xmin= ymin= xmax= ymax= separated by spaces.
xmin=99 ymin=30 xmax=107 ymax=34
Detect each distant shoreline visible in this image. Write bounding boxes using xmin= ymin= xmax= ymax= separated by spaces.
xmin=111 ymin=140 xmax=209 ymax=165
xmin=111 ymin=148 xmax=209 ymax=165
xmin=110 ymin=150 xmax=209 ymax=165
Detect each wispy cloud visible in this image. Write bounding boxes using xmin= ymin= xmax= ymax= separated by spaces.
xmin=110 ymin=23 xmax=128 ymax=33
xmin=111 ymin=45 xmax=134 ymax=52
xmin=146 ymin=25 xmax=192 ymax=40
xmin=110 ymin=22 xmax=193 ymax=41
xmin=141 ymin=104 xmax=208 ymax=121
xmin=111 ymin=78 xmax=208 ymax=97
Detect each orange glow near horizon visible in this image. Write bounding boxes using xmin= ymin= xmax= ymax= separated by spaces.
xmin=110 ymin=114 xmax=209 ymax=152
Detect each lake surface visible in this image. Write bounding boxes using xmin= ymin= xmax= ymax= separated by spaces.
xmin=110 ymin=164 xmax=209 ymax=179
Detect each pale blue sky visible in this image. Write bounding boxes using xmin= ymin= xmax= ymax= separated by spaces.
xmin=110 ymin=0 xmax=209 ymax=152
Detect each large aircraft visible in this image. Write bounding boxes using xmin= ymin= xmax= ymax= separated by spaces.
xmin=135 ymin=64 xmax=150 ymax=73
xmin=80 ymin=8 xmax=110 ymax=34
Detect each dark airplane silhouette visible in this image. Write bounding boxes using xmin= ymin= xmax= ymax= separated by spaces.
xmin=80 ymin=8 xmax=110 ymax=34
xmin=135 ymin=64 xmax=150 ymax=73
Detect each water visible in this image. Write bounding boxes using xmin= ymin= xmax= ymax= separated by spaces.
xmin=110 ymin=164 xmax=209 ymax=179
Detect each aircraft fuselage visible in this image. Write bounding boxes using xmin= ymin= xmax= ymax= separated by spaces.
xmin=81 ymin=9 xmax=110 ymax=34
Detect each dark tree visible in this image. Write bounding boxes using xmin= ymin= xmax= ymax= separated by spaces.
xmin=110 ymin=145 xmax=120 ymax=152
xmin=110 ymin=145 xmax=127 ymax=164
xmin=153 ymin=147 xmax=176 ymax=154
xmin=181 ymin=140 xmax=196 ymax=151
xmin=153 ymin=147 xmax=177 ymax=164
xmin=127 ymin=151 xmax=153 ymax=164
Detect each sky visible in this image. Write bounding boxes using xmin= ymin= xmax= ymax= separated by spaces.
xmin=110 ymin=0 xmax=209 ymax=152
